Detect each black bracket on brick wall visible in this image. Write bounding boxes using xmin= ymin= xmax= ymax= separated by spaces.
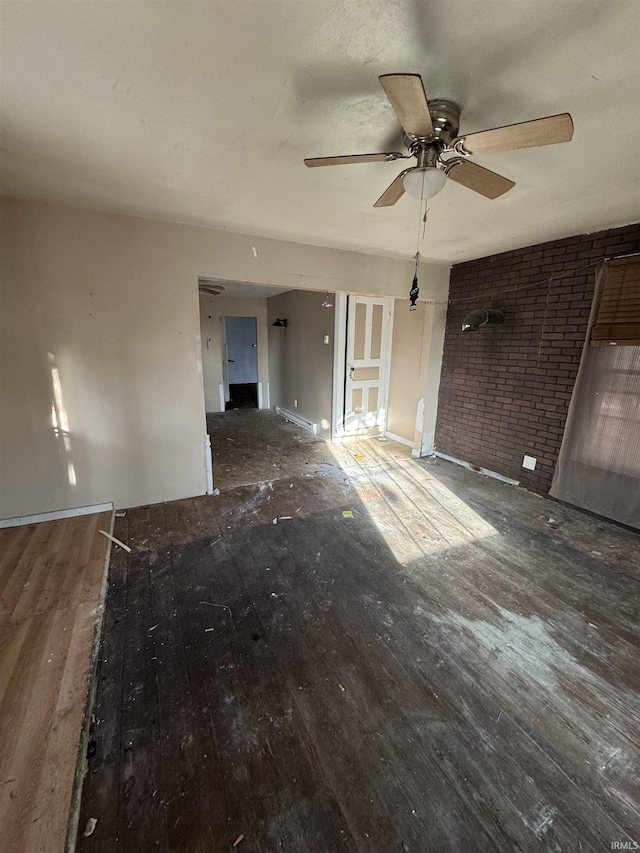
xmin=462 ymin=308 xmax=505 ymax=332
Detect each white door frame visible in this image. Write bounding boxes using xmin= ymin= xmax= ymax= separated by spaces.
xmin=331 ymin=293 xmax=348 ymax=440
xmin=221 ymin=317 xmax=230 ymax=405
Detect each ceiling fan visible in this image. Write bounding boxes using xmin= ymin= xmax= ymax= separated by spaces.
xmin=304 ymin=74 xmax=573 ymax=207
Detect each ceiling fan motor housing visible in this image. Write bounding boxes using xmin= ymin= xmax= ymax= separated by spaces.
xmin=403 ymin=101 xmax=461 ymax=194
xmin=403 ymin=100 xmax=461 ymax=150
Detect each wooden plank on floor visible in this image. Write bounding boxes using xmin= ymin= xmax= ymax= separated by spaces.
xmin=148 ymin=502 xmax=224 ymax=852
xmin=116 ymin=506 xmax=167 ymax=851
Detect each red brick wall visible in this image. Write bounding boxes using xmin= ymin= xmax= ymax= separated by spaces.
xmin=434 ymin=223 xmax=640 ymax=495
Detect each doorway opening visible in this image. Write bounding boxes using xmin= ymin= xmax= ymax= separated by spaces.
xmin=222 ymin=316 xmax=259 ymax=410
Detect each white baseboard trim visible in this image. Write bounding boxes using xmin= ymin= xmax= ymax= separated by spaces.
xmin=0 ymin=502 xmax=114 ymax=529
xmin=434 ymin=452 xmax=520 ymax=486
xmin=383 ymin=430 xmax=414 ymax=449
xmin=275 ymin=406 xmax=318 ymax=435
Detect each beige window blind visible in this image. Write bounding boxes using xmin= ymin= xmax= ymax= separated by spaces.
xmin=590 ymin=257 xmax=640 ymax=346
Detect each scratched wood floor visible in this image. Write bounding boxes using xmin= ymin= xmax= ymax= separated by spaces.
xmin=78 ymin=412 xmax=640 ymax=852
xmin=0 ymin=510 xmax=112 ymax=853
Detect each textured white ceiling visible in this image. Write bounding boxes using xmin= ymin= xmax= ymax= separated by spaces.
xmin=1 ymin=0 xmax=639 ymax=263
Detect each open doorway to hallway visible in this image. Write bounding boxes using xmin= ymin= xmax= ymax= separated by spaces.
xmin=198 ymin=279 xmax=282 ymax=417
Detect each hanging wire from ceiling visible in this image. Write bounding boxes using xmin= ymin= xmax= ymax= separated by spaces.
xmin=409 ymin=170 xmax=430 ymax=311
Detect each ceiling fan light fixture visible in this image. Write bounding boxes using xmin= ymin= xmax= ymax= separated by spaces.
xmin=403 ymin=167 xmax=447 ymax=200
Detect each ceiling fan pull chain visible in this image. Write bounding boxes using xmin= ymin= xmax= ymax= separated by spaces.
xmin=410 ymin=251 xmax=421 ymax=311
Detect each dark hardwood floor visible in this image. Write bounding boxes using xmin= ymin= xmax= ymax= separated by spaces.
xmin=77 ymin=412 xmax=640 ymax=852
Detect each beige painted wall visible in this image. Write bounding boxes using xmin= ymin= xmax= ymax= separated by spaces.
xmin=386 ymin=299 xmax=447 ymax=454
xmin=387 ymin=301 xmax=428 ymax=444
xmin=267 ymin=290 xmax=334 ymax=437
xmin=199 ymin=294 xmax=269 ymax=412
xmin=0 ymin=196 xmax=449 ymax=517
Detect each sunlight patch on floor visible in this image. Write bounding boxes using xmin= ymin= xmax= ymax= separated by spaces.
xmin=326 ymin=437 xmax=499 ymax=565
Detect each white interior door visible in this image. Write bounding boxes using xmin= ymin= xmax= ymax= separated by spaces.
xmin=344 ymin=295 xmax=393 ymax=435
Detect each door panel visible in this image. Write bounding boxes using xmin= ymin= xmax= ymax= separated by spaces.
xmin=351 ymin=367 xmax=380 ymax=381
xmin=344 ymin=296 xmax=393 ymax=435
xmin=224 ymin=316 xmax=258 ymax=384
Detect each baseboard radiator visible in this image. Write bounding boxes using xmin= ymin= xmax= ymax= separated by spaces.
xmin=275 ymin=406 xmax=318 ymax=435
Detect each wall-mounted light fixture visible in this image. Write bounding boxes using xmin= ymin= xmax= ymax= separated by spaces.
xmin=272 ymin=318 xmax=288 ymax=341
xmin=462 ymin=308 xmax=505 ymax=332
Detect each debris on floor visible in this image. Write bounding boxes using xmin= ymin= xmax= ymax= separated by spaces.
xmin=232 ymin=833 xmax=245 ymax=847
xmin=212 ymin=488 xmax=220 ymax=496
xmin=342 ymin=511 xmax=354 ymax=518
xmin=99 ymin=530 xmax=132 ymax=553
xmin=200 ymin=602 xmax=233 ymax=639
xmin=83 ymin=818 xmax=98 ymax=837
xmin=115 ymin=510 xmax=126 ymax=517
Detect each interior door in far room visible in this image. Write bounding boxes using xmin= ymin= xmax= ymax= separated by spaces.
xmin=345 ymin=296 xmax=393 ymax=435
xmin=223 ymin=316 xmax=258 ymax=409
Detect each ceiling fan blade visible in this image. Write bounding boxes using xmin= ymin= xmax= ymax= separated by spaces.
xmin=304 ymin=152 xmax=403 ymax=167
xmin=446 ymin=159 xmax=515 ymax=199
xmin=373 ymin=168 xmax=413 ymax=207
xmin=455 ymin=113 xmax=573 ymax=154
xmin=378 ymin=74 xmax=434 ymax=139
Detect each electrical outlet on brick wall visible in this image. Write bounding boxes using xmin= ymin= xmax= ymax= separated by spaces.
xmin=522 ymin=455 xmax=537 ymax=471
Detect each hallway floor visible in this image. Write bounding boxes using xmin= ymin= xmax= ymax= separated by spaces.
xmin=78 ymin=412 xmax=640 ymax=852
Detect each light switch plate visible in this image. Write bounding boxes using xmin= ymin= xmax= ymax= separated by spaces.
xmin=323 ymin=335 xmax=330 ymax=344
xmin=522 ymin=455 xmax=537 ymax=471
